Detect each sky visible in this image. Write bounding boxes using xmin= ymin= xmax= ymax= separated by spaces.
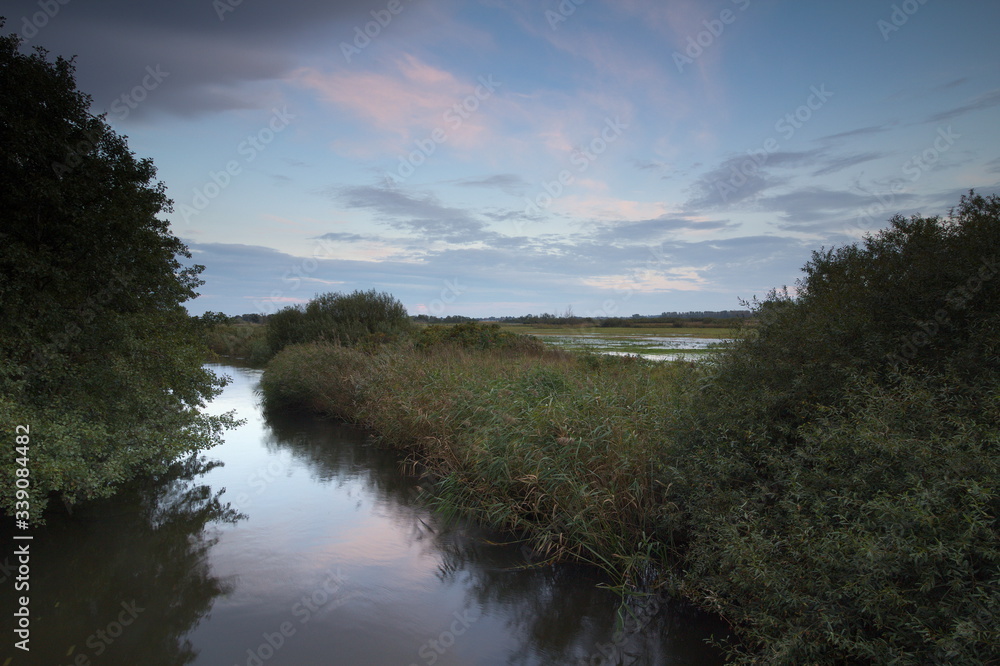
xmin=6 ymin=0 xmax=1000 ymax=318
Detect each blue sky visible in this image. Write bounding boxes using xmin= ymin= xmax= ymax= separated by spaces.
xmin=9 ymin=0 xmax=1000 ymax=317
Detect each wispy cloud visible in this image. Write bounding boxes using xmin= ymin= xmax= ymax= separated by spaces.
xmin=452 ymin=173 xmax=530 ymax=194
xmin=810 ymin=152 xmax=885 ymax=177
xmin=818 ymin=122 xmax=897 ymax=143
xmin=330 ymin=183 xmax=495 ymax=244
xmin=924 ymin=88 xmax=1000 ymax=123
xmin=297 ymin=54 xmax=497 ymax=151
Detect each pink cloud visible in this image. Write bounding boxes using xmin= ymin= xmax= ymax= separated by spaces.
xmin=296 ymin=55 xmax=497 ymax=153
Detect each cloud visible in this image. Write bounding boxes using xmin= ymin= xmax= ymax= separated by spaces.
xmin=934 ymin=78 xmax=969 ymax=91
xmin=810 ymin=152 xmax=885 ymax=177
xmin=755 ymin=184 xmax=926 ymax=236
xmin=924 ymin=88 xmax=1000 ymax=123
xmin=313 ymin=232 xmax=370 ymax=242
xmin=583 ymin=266 xmax=712 ymax=293
xmin=685 ymin=156 xmax=788 ymax=209
xmin=297 ymin=54 xmax=500 ymax=152
xmin=683 ymin=149 xmax=843 ymax=210
xmin=685 ymin=147 xmax=896 ymax=211
xmin=452 ymin=173 xmax=530 ymax=195
xmin=19 ymin=0 xmax=385 ymax=119
xmin=818 ymin=122 xmax=897 ymax=143
xmin=330 ymin=183 xmax=494 ymax=243
xmin=595 ymin=216 xmax=738 ymax=244
xmin=758 ymin=187 xmax=877 ymax=220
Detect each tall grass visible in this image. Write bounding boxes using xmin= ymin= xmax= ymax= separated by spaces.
xmin=259 ymin=340 xmax=694 ymax=586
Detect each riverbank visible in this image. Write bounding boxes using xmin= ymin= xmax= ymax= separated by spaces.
xmin=0 ymin=362 xmax=727 ymax=665
xmin=202 ymin=319 xmax=737 ymax=366
xmin=252 ymin=196 xmax=999 ymax=665
xmin=258 ymin=316 xmax=998 ymax=664
xmin=259 ymin=340 xmax=692 ymax=582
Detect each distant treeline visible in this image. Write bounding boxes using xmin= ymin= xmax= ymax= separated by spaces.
xmin=201 ymin=310 xmax=751 ymax=328
xmin=200 ymin=310 xmax=750 ymax=326
xmin=493 ymin=310 xmax=751 ymax=327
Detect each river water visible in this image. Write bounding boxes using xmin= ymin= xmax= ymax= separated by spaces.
xmin=2 ymin=363 xmax=727 ymax=665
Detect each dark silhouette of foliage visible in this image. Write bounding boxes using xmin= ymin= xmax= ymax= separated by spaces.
xmin=0 ymin=24 xmax=238 ymax=522
xmin=671 ymin=192 xmax=1000 ymax=663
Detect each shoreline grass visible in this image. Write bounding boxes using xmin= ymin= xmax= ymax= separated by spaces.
xmin=254 ymin=194 xmax=1000 ymax=664
xmin=258 ymin=326 xmax=998 ymax=665
xmin=258 ymin=340 xmax=696 ymax=585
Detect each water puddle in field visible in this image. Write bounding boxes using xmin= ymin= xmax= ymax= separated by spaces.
xmin=534 ymin=335 xmax=731 ymax=360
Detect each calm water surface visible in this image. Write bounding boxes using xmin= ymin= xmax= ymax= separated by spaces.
xmin=2 ymin=363 xmax=727 ymax=665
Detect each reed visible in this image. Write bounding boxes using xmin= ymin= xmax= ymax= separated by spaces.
xmin=259 ymin=339 xmax=694 ymax=588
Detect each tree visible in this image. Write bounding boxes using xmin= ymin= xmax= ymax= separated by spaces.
xmin=304 ymin=289 xmax=413 ymax=345
xmin=0 ymin=24 xmax=238 ymax=523
xmin=198 ymin=311 xmax=235 ymax=327
xmin=264 ymin=290 xmax=413 ymax=356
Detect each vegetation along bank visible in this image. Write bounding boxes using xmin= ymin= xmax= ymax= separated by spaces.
xmin=247 ymin=193 xmax=1000 ymax=664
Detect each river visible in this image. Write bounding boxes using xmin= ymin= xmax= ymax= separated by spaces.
xmin=1 ymin=363 xmax=727 ymax=665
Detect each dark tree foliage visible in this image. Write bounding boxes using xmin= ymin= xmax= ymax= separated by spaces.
xmin=0 ymin=25 xmax=238 ymax=522
xmin=670 ymin=192 xmax=999 ymax=664
xmin=265 ymin=289 xmax=413 ymax=355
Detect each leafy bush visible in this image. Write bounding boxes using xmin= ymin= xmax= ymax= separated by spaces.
xmin=257 ymin=342 xmax=367 ymax=416
xmin=202 ymin=322 xmax=270 ymax=364
xmin=670 ymin=192 xmax=1000 ymax=663
xmin=265 ymin=290 xmax=413 ymax=357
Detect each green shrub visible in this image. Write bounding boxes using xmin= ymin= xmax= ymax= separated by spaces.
xmin=203 ymin=322 xmax=270 ymax=364
xmin=670 ymin=192 xmax=1000 ymax=663
xmin=0 ymin=30 xmax=237 ymax=522
xmin=265 ymin=290 xmax=413 ymax=357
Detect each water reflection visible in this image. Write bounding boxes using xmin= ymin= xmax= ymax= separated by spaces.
xmin=254 ymin=370 xmax=727 ymax=665
xmin=0 ymin=454 xmax=241 ymax=666
xmin=428 ymin=532 xmax=724 ymax=665
xmin=2 ymin=365 xmax=725 ymax=665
